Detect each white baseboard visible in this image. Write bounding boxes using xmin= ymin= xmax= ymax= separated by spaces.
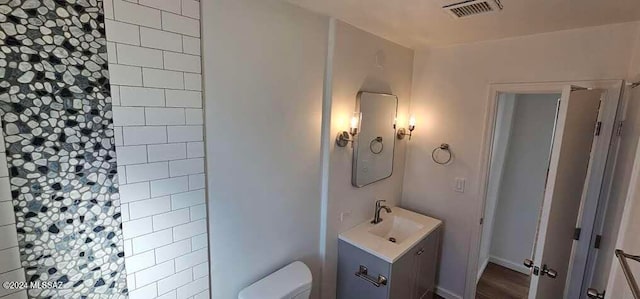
xmin=489 ymin=255 xmax=530 ymax=275
xmin=477 ymin=257 xmax=489 ymax=283
xmin=436 ymin=286 xmax=463 ymax=299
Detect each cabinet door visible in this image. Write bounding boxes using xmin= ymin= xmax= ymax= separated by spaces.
xmin=415 ymin=227 xmax=440 ymax=299
xmin=389 ymin=244 xmax=417 ymax=299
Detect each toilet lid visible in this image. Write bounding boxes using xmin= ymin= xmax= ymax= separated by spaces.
xmin=238 ymin=261 xmax=312 ymax=299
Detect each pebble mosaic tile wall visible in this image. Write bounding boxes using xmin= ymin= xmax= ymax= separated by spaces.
xmin=0 ymin=0 xmax=127 ymax=298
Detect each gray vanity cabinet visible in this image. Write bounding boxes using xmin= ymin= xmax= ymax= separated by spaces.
xmin=337 ymin=226 xmax=441 ymax=299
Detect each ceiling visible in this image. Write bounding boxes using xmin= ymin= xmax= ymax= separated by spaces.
xmin=286 ymin=0 xmax=640 ymax=49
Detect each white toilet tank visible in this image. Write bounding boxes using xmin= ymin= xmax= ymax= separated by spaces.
xmin=238 ymin=261 xmax=312 ymax=299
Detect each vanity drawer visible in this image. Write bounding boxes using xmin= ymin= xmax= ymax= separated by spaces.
xmin=338 ymin=240 xmax=391 ymax=299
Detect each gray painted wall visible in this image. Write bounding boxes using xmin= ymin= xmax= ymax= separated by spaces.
xmin=201 ymin=1 xmax=328 ymax=298
xmin=489 ymin=94 xmax=559 ymax=272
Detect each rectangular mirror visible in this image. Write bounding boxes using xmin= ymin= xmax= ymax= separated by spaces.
xmin=352 ymin=92 xmax=398 ymax=187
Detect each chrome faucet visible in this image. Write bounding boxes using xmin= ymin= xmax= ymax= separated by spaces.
xmin=371 ymin=200 xmax=392 ymax=224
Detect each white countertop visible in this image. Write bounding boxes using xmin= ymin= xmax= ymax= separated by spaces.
xmin=338 ymin=207 xmax=442 ymax=263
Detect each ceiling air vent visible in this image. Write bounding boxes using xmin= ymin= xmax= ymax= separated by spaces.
xmin=443 ymin=0 xmax=503 ymax=18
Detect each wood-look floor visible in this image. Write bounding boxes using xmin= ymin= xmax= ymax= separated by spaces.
xmin=476 ymin=263 xmax=531 ymax=299
xmin=433 ymin=263 xmax=530 ymax=299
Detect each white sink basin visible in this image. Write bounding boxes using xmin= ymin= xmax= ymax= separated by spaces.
xmin=339 ymin=206 xmax=442 ymax=263
xmin=368 ymin=215 xmax=425 ymax=244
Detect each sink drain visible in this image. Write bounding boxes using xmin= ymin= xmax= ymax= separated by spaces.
xmin=388 ymin=237 xmax=396 ymax=243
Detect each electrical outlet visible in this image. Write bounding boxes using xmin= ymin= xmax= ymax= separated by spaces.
xmin=340 ymin=211 xmax=351 ymax=222
xmin=454 ymin=178 xmax=466 ymax=193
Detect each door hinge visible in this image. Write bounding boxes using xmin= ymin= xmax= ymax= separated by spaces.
xmin=616 ymin=121 xmax=624 ymax=136
xmin=594 ymin=121 xmax=602 ymax=136
xmin=573 ymin=227 xmax=581 ymax=240
xmin=594 ymin=235 xmax=602 ymax=249
xmin=480 ymin=218 xmax=484 ymax=225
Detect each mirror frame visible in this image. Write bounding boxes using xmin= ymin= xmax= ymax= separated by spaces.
xmin=351 ymin=91 xmax=398 ymax=188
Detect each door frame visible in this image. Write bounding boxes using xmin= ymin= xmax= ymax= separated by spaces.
xmin=465 ymin=80 xmax=624 ymax=299
xmin=604 ymin=126 xmax=640 ymax=297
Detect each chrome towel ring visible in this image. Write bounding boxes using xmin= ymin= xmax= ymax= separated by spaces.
xmin=432 ymin=143 xmax=452 ymax=165
xmin=370 ymin=137 xmax=384 ymax=154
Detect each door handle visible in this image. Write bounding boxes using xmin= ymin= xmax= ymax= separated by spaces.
xmin=541 ymin=264 xmax=558 ymax=278
xmin=523 ymin=259 xmax=534 ymax=268
xmin=586 ymin=288 xmax=605 ymax=299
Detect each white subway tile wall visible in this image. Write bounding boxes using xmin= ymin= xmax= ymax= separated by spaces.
xmin=106 ymin=1 xmax=209 ymax=299
xmin=0 ymin=137 xmax=27 ymax=299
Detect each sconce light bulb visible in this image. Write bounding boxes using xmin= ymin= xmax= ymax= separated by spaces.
xmin=350 ymin=113 xmax=360 ymax=129
xmin=408 ymin=115 xmax=416 ymax=131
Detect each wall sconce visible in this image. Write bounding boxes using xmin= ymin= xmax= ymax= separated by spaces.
xmin=336 ymin=112 xmax=361 ymax=147
xmin=397 ymin=115 xmax=416 ymax=140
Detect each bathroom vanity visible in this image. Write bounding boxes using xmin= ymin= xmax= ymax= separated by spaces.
xmin=337 ymin=207 xmax=442 ymax=299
